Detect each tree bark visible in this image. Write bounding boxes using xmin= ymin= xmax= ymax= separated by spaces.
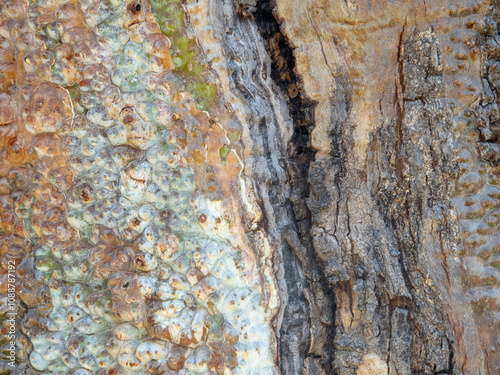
xmin=0 ymin=0 xmax=499 ymax=374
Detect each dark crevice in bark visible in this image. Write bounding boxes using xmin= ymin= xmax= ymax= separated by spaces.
xmin=253 ymin=0 xmax=315 ymax=161
xmin=448 ymin=340 xmax=455 ymax=375
xmin=253 ymin=1 xmax=336 ymax=373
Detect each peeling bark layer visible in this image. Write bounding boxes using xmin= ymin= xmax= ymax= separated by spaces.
xmin=1 ymin=0 xmax=499 ymax=374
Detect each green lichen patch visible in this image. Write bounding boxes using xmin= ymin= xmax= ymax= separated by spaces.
xmin=186 ymin=82 xmax=217 ymax=111
xmin=208 ymin=314 xmax=224 ymax=341
xmin=218 ymin=145 xmax=231 ymax=166
xmin=150 ymin=0 xmax=184 ymax=36
xmin=20 ymin=196 xmax=38 ymax=242
xmin=171 ymin=36 xmax=204 ymax=76
xmin=150 ymin=0 xmax=218 ymax=111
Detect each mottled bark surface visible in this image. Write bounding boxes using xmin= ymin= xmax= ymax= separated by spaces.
xmin=0 ymin=0 xmax=499 ymax=374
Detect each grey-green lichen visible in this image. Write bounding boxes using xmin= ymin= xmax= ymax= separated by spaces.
xmin=0 ymin=0 xmax=277 ymax=374
xmin=149 ymin=0 xmax=216 ymax=111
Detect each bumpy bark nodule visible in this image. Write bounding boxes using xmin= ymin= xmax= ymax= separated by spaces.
xmin=0 ymin=0 xmax=499 ymax=374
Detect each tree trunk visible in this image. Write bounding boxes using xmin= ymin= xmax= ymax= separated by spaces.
xmin=0 ymin=0 xmax=499 ymax=374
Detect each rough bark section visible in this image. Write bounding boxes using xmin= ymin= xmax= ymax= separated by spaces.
xmin=183 ymin=0 xmax=311 ymax=372
xmin=274 ymin=0 xmax=499 ymax=374
xmin=168 ymin=0 xmax=500 ymax=373
xmin=1 ymin=0 xmax=283 ymax=373
xmin=253 ymin=2 xmax=336 ymax=374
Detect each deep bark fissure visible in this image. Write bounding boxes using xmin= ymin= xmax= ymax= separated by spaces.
xmin=254 ymin=1 xmax=337 ymax=373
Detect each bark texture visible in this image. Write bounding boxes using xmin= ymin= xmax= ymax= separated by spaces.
xmin=0 ymin=0 xmax=499 ymax=374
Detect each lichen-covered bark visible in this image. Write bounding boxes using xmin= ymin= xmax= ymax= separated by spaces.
xmin=0 ymin=0 xmax=279 ymax=374
xmin=1 ymin=0 xmax=499 ymax=374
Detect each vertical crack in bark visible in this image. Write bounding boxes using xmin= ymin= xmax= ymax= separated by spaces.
xmin=395 ymin=20 xmax=407 ymax=183
xmin=305 ymin=10 xmax=337 ymax=81
xmin=254 ymin=1 xmax=336 ymax=373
